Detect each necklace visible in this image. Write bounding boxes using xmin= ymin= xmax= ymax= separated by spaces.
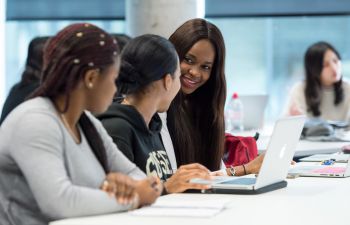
xmin=60 ymin=113 xmax=81 ymax=144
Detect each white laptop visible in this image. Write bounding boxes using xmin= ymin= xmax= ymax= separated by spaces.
xmin=240 ymin=95 xmax=268 ymax=130
xmin=288 ymin=160 xmax=350 ymax=178
xmin=192 ymin=116 xmax=306 ymax=194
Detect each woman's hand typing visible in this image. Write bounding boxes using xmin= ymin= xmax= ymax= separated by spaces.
xmin=163 ymin=163 xmax=212 ymax=193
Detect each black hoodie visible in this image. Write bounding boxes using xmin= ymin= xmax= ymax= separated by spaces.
xmin=98 ymin=102 xmax=172 ymax=181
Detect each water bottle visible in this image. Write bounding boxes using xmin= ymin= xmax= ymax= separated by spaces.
xmin=225 ymin=92 xmax=244 ymax=132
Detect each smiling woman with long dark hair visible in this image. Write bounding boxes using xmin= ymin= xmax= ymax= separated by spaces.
xmin=160 ymin=18 xmax=264 ymax=179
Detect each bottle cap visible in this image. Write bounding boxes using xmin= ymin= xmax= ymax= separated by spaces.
xmin=232 ymin=92 xmax=238 ymax=99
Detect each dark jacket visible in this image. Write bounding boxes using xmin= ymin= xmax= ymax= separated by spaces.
xmin=98 ymin=103 xmax=172 ymax=181
xmin=0 ymin=81 xmax=39 ymax=125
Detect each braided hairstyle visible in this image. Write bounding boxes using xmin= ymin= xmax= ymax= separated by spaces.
xmin=32 ymin=23 xmax=120 ymax=173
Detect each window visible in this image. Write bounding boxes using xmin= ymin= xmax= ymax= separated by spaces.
xmin=209 ymin=15 xmax=350 ymax=121
xmin=4 ymin=0 xmax=350 ymax=122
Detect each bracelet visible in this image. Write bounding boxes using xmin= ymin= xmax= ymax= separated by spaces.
xmin=242 ymin=164 xmax=247 ymax=175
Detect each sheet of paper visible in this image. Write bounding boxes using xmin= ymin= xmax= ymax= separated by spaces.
xmin=130 ymin=195 xmax=232 ymax=217
xmin=130 ymin=207 xmax=223 ymax=217
xmin=152 ymin=197 xmax=231 ymax=208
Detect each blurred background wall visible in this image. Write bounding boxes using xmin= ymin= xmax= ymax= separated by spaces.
xmin=3 ymin=0 xmax=350 ymax=122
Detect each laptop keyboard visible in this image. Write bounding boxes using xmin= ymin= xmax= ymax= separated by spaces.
xmin=312 ymin=167 xmax=345 ymax=174
xmin=221 ymin=178 xmax=257 ymax=185
xmin=289 ymin=166 xmax=345 ymax=174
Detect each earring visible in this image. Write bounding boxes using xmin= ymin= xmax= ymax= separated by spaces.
xmin=88 ymin=83 xmax=93 ymax=88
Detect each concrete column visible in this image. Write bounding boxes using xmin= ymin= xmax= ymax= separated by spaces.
xmin=126 ymin=0 xmax=204 ymax=38
xmin=0 ymin=0 xmax=5 ymax=108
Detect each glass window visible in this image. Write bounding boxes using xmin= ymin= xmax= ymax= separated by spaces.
xmin=209 ymin=15 xmax=350 ymax=121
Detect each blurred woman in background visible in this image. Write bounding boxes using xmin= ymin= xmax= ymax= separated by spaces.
xmin=285 ymin=41 xmax=350 ymax=122
xmin=0 ymin=36 xmax=49 ymax=124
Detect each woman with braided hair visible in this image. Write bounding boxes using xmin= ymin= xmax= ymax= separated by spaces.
xmin=0 ymin=23 xmax=161 ymax=225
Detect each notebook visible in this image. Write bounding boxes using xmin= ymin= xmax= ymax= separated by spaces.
xmin=288 ymin=160 xmax=350 ymax=178
xmin=240 ymin=95 xmax=268 ymax=130
xmin=191 ymin=116 xmax=306 ymax=194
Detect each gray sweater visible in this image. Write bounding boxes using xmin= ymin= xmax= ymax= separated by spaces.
xmin=0 ymin=97 xmax=146 ymax=225
xmin=284 ymin=80 xmax=350 ymax=121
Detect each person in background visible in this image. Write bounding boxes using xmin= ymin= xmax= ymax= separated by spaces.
xmin=0 ymin=36 xmax=49 ymax=125
xmin=161 ymin=18 xmax=264 ymax=177
xmin=110 ymin=33 xmax=132 ymax=50
xmin=285 ymin=41 xmax=350 ymax=121
xmin=98 ymin=34 xmax=212 ymax=194
xmin=0 ymin=23 xmax=161 ymax=225
xmin=110 ymin=33 xmax=132 ymax=100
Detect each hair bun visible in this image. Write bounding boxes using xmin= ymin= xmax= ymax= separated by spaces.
xmin=117 ymin=60 xmax=144 ymax=94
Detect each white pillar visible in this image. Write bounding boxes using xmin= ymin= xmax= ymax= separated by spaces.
xmin=0 ymin=0 xmax=5 ymax=108
xmin=126 ymin=0 xmax=205 ymax=38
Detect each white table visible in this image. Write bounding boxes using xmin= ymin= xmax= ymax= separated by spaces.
xmin=51 ymin=177 xmax=350 ymax=225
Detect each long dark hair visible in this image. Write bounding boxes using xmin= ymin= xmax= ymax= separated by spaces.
xmin=19 ymin=36 xmax=50 ymax=87
xmin=304 ymin=41 xmax=343 ymax=117
xmin=167 ymin=18 xmax=226 ymax=171
xmin=117 ymin=34 xmax=178 ymax=95
xmin=32 ymin=23 xmax=120 ymax=173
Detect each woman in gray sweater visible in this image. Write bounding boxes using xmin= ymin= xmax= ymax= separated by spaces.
xmin=0 ymin=23 xmax=161 ymax=225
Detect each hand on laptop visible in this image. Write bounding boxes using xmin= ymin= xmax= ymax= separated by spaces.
xmin=163 ymin=163 xmax=212 ymax=193
xmin=245 ymin=153 xmax=265 ymax=174
xmin=210 ymin=170 xmax=226 ymax=176
xmin=231 ymin=153 xmax=295 ymax=176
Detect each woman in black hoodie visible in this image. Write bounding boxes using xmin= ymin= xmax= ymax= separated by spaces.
xmin=98 ymin=34 xmax=212 ymax=193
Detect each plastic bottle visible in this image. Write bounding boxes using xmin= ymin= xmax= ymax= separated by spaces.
xmin=225 ymin=92 xmax=244 ymax=132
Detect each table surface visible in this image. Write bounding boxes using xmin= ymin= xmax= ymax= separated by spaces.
xmin=51 ymin=125 xmax=350 ymax=225
xmin=51 ymin=176 xmax=350 ymax=225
